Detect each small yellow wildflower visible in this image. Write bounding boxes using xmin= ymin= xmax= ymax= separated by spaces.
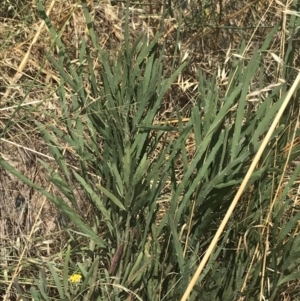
xmin=69 ymin=274 xmax=82 ymax=284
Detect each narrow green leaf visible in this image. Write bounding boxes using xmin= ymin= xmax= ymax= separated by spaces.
xmin=136 ymin=34 xmax=161 ymax=66
xmin=72 ymin=170 xmax=113 ymax=225
xmin=168 ymin=215 xmax=185 ymax=276
xmin=80 ymin=256 xmax=100 ymax=292
xmin=132 ymin=153 xmax=148 ymax=186
xmin=95 ymin=183 xmax=125 ymax=210
xmin=159 ymin=62 xmax=187 ymax=97
xmin=175 ymin=130 xmax=225 ymax=222
xmin=30 ymin=287 xmax=42 ymax=300
xmin=127 ymin=252 xmax=144 ymax=283
xmin=36 ymin=122 xmax=71 ymax=182
xmin=48 ymin=262 xmax=64 ymax=299
xmin=63 ymin=245 xmax=71 ymax=298
xmin=231 ymin=51 xmax=259 ymax=159
xmin=107 ymin=161 xmax=124 ymax=196
xmin=278 ymin=271 xmax=300 ymax=286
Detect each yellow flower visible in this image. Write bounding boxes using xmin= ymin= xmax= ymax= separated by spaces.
xmin=69 ymin=274 xmax=82 ymax=284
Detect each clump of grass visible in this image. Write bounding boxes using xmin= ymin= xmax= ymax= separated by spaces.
xmin=1 ymin=0 xmax=300 ymax=301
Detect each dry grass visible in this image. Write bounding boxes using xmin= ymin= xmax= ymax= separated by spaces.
xmin=0 ymin=0 xmax=299 ymax=300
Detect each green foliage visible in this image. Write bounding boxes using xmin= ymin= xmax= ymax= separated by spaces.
xmin=0 ymin=0 xmax=300 ymax=300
